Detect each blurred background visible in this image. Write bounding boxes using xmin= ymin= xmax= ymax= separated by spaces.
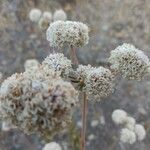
xmin=0 ymin=0 xmax=150 ymax=149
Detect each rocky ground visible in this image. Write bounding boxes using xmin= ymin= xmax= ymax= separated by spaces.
xmin=0 ymin=0 xmax=150 ymax=150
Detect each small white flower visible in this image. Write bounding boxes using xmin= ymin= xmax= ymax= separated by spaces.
xmin=125 ymin=116 xmax=136 ymax=131
xmin=120 ymin=128 xmax=136 ymax=144
xmin=29 ymin=8 xmax=42 ymax=22
xmin=112 ymin=109 xmax=127 ymax=125
xmin=43 ymin=142 xmax=62 ymax=150
xmin=109 ymin=43 xmax=150 ymax=80
xmin=88 ymin=134 xmax=95 ymax=141
xmin=134 ymin=124 xmax=146 ymax=141
xmin=46 ymin=21 xmax=89 ymax=48
xmin=53 ymin=9 xmax=67 ymax=21
xmin=91 ymin=120 xmax=99 ymax=127
xmin=43 ymin=11 xmax=52 ymax=21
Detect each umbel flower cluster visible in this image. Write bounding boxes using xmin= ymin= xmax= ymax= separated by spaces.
xmin=0 ymin=20 xmax=149 ymax=144
xmin=112 ymin=109 xmax=146 ymax=144
xmin=29 ymin=8 xmax=67 ymax=30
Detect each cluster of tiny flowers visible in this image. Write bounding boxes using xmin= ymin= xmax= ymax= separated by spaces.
xmin=46 ymin=21 xmax=89 ymax=48
xmin=77 ymin=65 xmax=114 ymax=101
xmin=0 ymin=66 xmax=78 ymax=141
xmin=108 ymin=43 xmax=150 ymax=80
xmin=42 ymin=53 xmax=72 ymax=77
xmin=29 ymin=8 xmax=67 ymax=30
xmin=24 ymin=59 xmax=40 ymax=71
xmin=112 ymin=109 xmax=146 ymax=144
xmin=53 ymin=9 xmax=67 ymax=21
xmin=43 ymin=142 xmax=62 ymax=150
xmin=29 ymin=8 xmax=42 ymax=22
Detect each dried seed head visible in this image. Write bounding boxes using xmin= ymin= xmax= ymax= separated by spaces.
xmin=53 ymin=9 xmax=67 ymax=21
xmin=109 ymin=43 xmax=150 ymax=80
xmin=42 ymin=53 xmax=72 ymax=77
xmin=46 ymin=21 xmax=89 ymax=48
xmin=0 ymin=67 xmax=78 ymax=141
xmin=29 ymin=8 xmax=42 ymax=22
xmin=85 ymin=67 xmax=114 ymax=101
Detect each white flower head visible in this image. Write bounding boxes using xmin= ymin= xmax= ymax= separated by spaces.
xmin=109 ymin=43 xmax=150 ymax=80
xmin=29 ymin=8 xmax=42 ymax=22
xmin=0 ymin=67 xmax=78 ymax=141
xmin=120 ymin=128 xmax=136 ymax=144
xmin=134 ymin=124 xmax=146 ymax=141
xmin=53 ymin=9 xmax=67 ymax=21
xmin=85 ymin=67 xmax=114 ymax=101
xmin=125 ymin=116 xmax=136 ymax=131
xmin=43 ymin=142 xmax=62 ymax=150
xmin=112 ymin=109 xmax=127 ymax=125
xmin=42 ymin=53 xmax=72 ymax=77
xmin=24 ymin=59 xmax=40 ymax=71
xmin=46 ymin=21 xmax=89 ymax=48
xmin=43 ymin=11 xmax=52 ymax=21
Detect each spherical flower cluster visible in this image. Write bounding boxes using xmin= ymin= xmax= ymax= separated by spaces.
xmin=112 ymin=109 xmax=146 ymax=144
xmin=134 ymin=124 xmax=146 ymax=141
xmin=29 ymin=8 xmax=42 ymax=22
xmin=108 ymin=43 xmax=150 ymax=80
xmin=38 ymin=11 xmax=52 ymax=30
xmin=84 ymin=67 xmax=114 ymax=101
xmin=46 ymin=21 xmax=89 ymax=48
xmin=120 ymin=128 xmax=136 ymax=144
xmin=0 ymin=67 xmax=78 ymax=141
xmin=24 ymin=59 xmax=40 ymax=71
xmin=112 ymin=109 xmax=127 ymax=125
xmin=43 ymin=142 xmax=62 ymax=150
xmin=53 ymin=9 xmax=67 ymax=21
xmin=42 ymin=53 xmax=72 ymax=77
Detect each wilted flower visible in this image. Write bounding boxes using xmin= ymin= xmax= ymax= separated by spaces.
xmin=109 ymin=43 xmax=150 ymax=80
xmin=29 ymin=8 xmax=42 ymax=22
xmin=46 ymin=21 xmax=89 ymax=48
xmin=53 ymin=9 xmax=67 ymax=21
xmin=0 ymin=67 xmax=78 ymax=141
xmin=42 ymin=53 xmax=72 ymax=77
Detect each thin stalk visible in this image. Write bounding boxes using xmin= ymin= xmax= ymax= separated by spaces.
xmin=80 ymin=92 xmax=88 ymax=150
xmin=70 ymin=45 xmax=78 ymax=69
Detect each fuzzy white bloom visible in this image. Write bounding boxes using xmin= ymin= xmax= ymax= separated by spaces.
xmin=120 ymin=128 xmax=136 ymax=144
xmin=43 ymin=142 xmax=62 ymax=150
xmin=0 ymin=67 xmax=78 ymax=141
xmin=125 ymin=116 xmax=136 ymax=131
xmin=85 ymin=67 xmax=114 ymax=100
xmin=46 ymin=21 xmax=89 ymax=48
xmin=29 ymin=8 xmax=42 ymax=22
xmin=24 ymin=59 xmax=40 ymax=71
xmin=53 ymin=9 xmax=67 ymax=21
xmin=134 ymin=124 xmax=146 ymax=141
xmin=42 ymin=53 xmax=72 ymax=77
xmin=112 ymin=109 xmax=127 ymax=125
xmin=109 ymin=43 xmax=150 ymax=80
xmin=38 ymin=11 xmax=52 ymax=30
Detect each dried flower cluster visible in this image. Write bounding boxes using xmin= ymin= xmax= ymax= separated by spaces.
xmin=112 ymin=109 xmax=146 ymax=144
xmin=109 ymin=43 xmax=150 ymax=80
xmin=77 ymin=65 xmax=114 ymax=101
xmin=46 ymin=21 xmax=89 ymax=48
xmin=0 ymin=67 xmax=78 ymax=141
xmin=42 ymin=53 xmax=72 ymax=77
xmin=29 ymin=8 xmax=67 ymax=30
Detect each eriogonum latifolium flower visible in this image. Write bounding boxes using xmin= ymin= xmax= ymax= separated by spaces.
xmin=46 ymin=21 xmax=89 ymax=48
xmin=42 ymin=53 xmax=72 ymax=77
xmin=0 ymin=67 xmax=78 ymax=141
xmin=29 ymin=8 xmax=42 ymax=22
xmin=53 ymin=9 xmax=67 ymax=21
xmin=108 ymin=43 xmax=150 ymax=80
